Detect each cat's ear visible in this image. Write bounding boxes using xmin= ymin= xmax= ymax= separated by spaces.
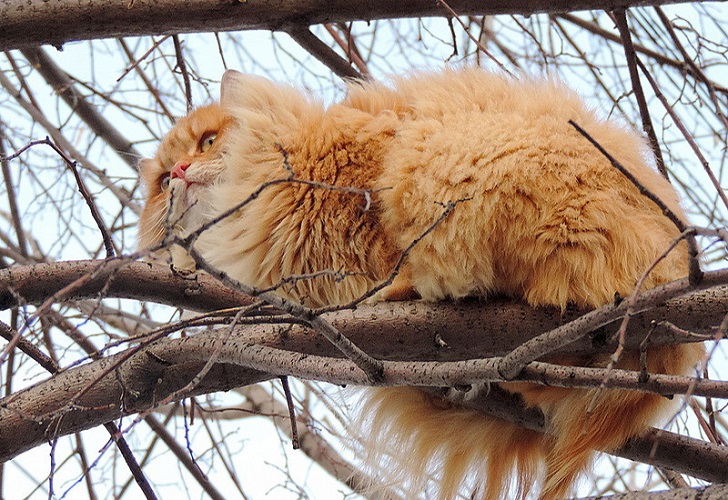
xmin=220 ymin=70 xmax=275 ymax=109
xmin=138 ymin=158 xmax=155 ymax=174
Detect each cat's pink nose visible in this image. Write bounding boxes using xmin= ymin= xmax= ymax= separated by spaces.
xmin=170 ymin=162 xmax=189 ymax=180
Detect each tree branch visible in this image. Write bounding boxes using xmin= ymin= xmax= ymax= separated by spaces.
xmin=284 ymin=26 xmax=366 ymax=81
xmin=2 ymin=323 xmax=724 ymax=479
xmin=2 ymin=260 xmax=727 ymax=359
xmin=0 ymin=0 xmax=699 ymax=52
xmin=0 ymin=260 xmax=254 ymax=312
xmin=584 ymin=484 xmax=728 ymax=499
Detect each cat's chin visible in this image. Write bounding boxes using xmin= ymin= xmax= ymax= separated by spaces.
xmin=168 ymin=180 xmax=216 ymax=237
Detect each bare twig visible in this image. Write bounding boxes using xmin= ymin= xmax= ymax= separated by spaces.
xmin=117 ymin=37 xmax=176 ymax=124
xmin=633 ymin=56 xmax=728 ymax=214
xmin=0 ymin=320 xmax=58 ymax=373
xmin=0 ymin=69 xmax=137 ymax=211
xmin=324 ymin=24 xmax=371 ymax=77
xmin=497 ymin=268 xmax=724 ymax=380
xmin=611 ymin=9 xmax=667 ymax=179
xmin=557 ymin=13 xmax=728 ymax=96
xmin=317 ymin=198 xmax=470 ymax=312
xmin=609 ymin=229 xmax=695 ymax=370
xmin=103 ymin=422 xmax=158 ymax=500
xmin=172 ymin=35 xmax=193 ymax=112
xmin=653 ymin=6 xmax=728 ymax=130
xmin=4 ymin=138 xmax=115 ymax=257
xmin=143 ymin=414 xmax=227 ymax=500
xmin=20 ymin=46 xmax=142 ymax=168
xmin=185 ymin=244 xmax=385 ymax=383
xmin=435 ymin=0 xmax=513 ymax=76
xmin=279 ymin=376 xmax=300 ymax=449
xmin=0 ymin=127 xmax=28 ymax=258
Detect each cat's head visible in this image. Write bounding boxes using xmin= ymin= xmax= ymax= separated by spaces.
xmin=138 ymin=70 xmax=307 ymax=251
xmin=138 ymin=104 xmax=235 ymax=249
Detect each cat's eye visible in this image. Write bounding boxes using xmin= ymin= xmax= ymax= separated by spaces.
xmin=199 ymin=132 xmax=217 ymax=153
xmin=160 ymin=174 xmax=171 ymax=191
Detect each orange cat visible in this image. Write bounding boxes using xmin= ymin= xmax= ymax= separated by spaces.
xmin=139 ymin=68 xmax=704 ymax=499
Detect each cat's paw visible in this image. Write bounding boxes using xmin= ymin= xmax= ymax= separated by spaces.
xmin=371 ymin=270 xmax=420 ymax=302
xmin=170 ymin=244 xmax=197 ymax=276
xmin=444 ymin=382 xmax=491 ymax=403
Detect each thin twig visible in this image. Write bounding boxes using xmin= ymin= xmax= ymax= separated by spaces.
xmin=653 ymin=6 xmax=728 ymax=130
xmin=143 ymin=414 xmax=227 ymax=500
xmin=435 ymin=0 xmax=514 ymax=76
xmin=633 ymin=56 xmax=728 ymax=214
xmin=72 ymin=434 xmax=98 ymax=500
xmin=116 ymin=35 xmax=170 ymax=83
xmin=184 ymin=244 xmax=385 ymax=383
xmin=609 ymin=229 xmax=695 ymax=371
xmin=0 ymin=70 xmax=137 ymax=211
xmin=611 ymin=8 xmax=668 ymax=179
xmin=497 ymin=268 xmax=722 ymax=380
xmin=324 ymin=24 xmax=370 ymax=77
xmin=279 ymin=376 xmax=300 ymax=449
xmin=20 ymin=46 xmax=142 ymax=168
xmin=0 ymin=127 xmax=28 ymax=258
xmin=556 ymin=13 xmax=728 ymax=96
xmin=103 ymin=422 xmax=158 ymax=500
xmin=172 ymin=35 xmax=193 ymax=112
xmin=118 ymin=38 xmax=176 ymax=124
xmin=0 ymin=320 xmax=57 ymax=373
xmin=317 ymin=197 xmax=470 ymax=313
xmin=4 ymin=138 xmax=115 ymax=258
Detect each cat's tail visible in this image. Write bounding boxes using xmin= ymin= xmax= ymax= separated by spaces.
xmin=355 ymin=386 xmax=546 ymax=500
xmin=356 ymin=342 xmax=704 ymax=500
xmin=530 ymin=342 xmax=704 ymax=499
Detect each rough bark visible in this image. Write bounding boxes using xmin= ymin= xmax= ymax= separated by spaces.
xmin=0 ymin=259 xmax=253 ymax=313
xmin=0 ymin=0 xmax=697 ymax=51
xmin=585 ymin=484 xmax=728 ymax=499
xmin=1 ymin=260 xmax=726 ymax=359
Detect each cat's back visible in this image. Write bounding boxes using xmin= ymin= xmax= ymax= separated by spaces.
xmin=345 ymin=69 xmax=585 ymax=124
xmin=365 ymin=69 xmax=686 ymax=307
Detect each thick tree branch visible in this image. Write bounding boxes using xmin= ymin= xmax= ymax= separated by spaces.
xmin=2 ymin=260 xmax=727 ymax=359
xmin=0 ymin=0 xmax=697 ymax=51
xmin=0 ymin=260 xmax=254 ymax=313
xmin=284 ymin=26 xmax=366 ymax=81
xmin=0 ymin=349 xmax=272 ymax=461
xmin=1 ymin=323 xmax=723 ymax=478
xmin=584 ymin=484 xmax=728 ymax=499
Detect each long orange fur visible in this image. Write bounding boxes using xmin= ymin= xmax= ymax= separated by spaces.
xmin=139 ymin=68 xmax=704 ymax=499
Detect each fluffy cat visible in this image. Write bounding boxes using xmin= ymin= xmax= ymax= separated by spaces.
xmin=139 ymin=68 xmax=704 ymax=499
